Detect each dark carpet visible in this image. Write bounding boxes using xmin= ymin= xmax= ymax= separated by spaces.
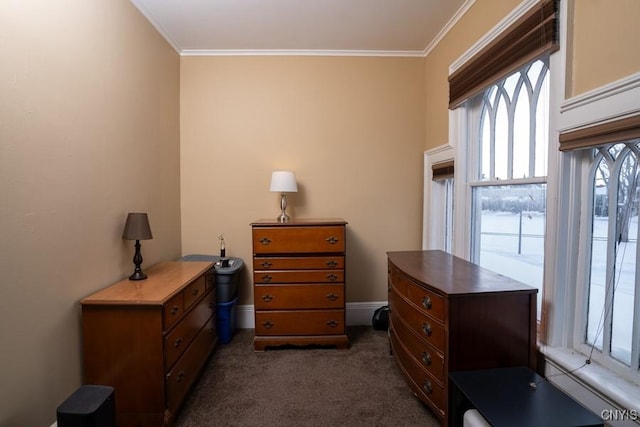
xmin=174 ymin=326 xmax=441 ymax=427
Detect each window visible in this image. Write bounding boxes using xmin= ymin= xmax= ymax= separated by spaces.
xmin=468 ymin=58 xmax=550 ymax=317
xmin=576 ymin=140 xmax=640 ymax=376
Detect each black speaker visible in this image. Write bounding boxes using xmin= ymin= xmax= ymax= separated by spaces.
xmin=56 ymin=385 xmax=116 ymax=427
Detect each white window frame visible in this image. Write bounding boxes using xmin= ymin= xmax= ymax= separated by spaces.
xmin=440 ymin=0 xmax=640 ymax=421
xmin=423 ymin=144 xmax=455 ymax=251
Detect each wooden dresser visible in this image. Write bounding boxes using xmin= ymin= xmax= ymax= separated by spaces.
xmin=81 ymin=261 xmax=217 ymax=427
xmin=387 ymin=250 xmax=537 ymax=425
xmin=251 ymin=219 xmax=349 ymax=351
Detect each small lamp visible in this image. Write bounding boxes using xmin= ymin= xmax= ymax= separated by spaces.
xmin=270 ymin=171 xmax=298 ymax=223
xmin=122 ymin=212 xmax=153 ymax=280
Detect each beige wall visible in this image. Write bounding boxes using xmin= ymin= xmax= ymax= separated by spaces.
xmin=424 ymin=0 xmax=522 ymax=150
xmin=568 ymin=0 xmax=640 ymax=97
xmin=3 ymin=0 xmax=639 ymax=425
xmin=180 ymin=56 xmax=426 ymax=304
xmin=0 ymin=1 xmax=180 ymax=425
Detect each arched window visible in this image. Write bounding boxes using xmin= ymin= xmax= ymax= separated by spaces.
xmin=469 ymin=57 xmax=550 ymax=318
xmin=585 ymin=141 xmax=640 ymax=368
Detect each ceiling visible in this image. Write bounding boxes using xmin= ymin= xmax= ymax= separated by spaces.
xmin=130 ymin=0 xmax=471 ymax=55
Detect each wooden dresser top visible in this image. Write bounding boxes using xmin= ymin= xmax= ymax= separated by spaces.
xmin=387 ymin=250 xmax=536 ymax=297
xmin=80 ymin=261 xmax=213 ymax=305
xmin=251 ymin=218 xmax=347 ymax=226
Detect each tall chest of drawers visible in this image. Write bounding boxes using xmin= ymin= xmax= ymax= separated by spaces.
xmin=81 ymin=261 xmax=217 ymax=427
xmin=251 ymin=219 xmax=349 ymax=351
xmin=387 ymin=250 xmax=537 ymax=425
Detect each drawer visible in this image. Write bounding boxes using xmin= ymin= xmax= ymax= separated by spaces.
xmin=164 ymin=289 xmax=214 ymax=371
xmin=389 ymin=263 xmax=445 ymax=321
xmin=254 ymin=256 xmax=344 ymax=270
xmin=253 ymin=226 xmax=345 ymax=254
xmin=163 ymin=292 xmax=184 ymax=331
xmin=184 ymin=274 xmax=206 ymax=310
xmin=390 ymin=314 xmax=444 ymax=383
xmin=390 ymin=331 xmax=445 ymax=418
xmin=390 ymin=288 xmax=445 ymax=351
xmin=254 ymin=270 xmax=344 ymax=284
xmin=165 ymin=322 xmax=216 ymax=412
xmin=205 ymin=270 xmax=215 ymax=290
xmin=254 ymin=284 xmax=344 ymax=309
xmin=255 ymin=310 xmax=345 ymax=335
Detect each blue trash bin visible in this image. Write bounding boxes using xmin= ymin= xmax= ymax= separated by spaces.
xmin=180 ymin=254 xmax=244 ymax=302
xmin=180 ymin=254 xmax=243 ymax=344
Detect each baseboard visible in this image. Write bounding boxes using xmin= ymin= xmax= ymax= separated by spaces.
xmin=236 ymin=301 xmax=388 ymax=329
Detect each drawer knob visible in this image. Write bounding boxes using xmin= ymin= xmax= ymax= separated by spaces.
xmin=261 ymin=274 xmax=273 ymax=283
xmin=326 ymin=293 xmax=339 ymax=301
xmin=261 ymin=261 xmax=273 ymax=268
xmin=422 ymin=351 xmax=432 ymax=366
xmin=259 ymin=237 xmax=272 ymax=245
xmin=326 ymin=273 xmax=339 ymax=282
xmin=177 ymin=371 xmax=185 ymax=383
xmin=192 ymin=288 xmax=200 ymax=297
xmin=422 ymin=296 xmax=432 ymax=310
xmin=261 ymin=294 xmax=274 ymax=302
xmin=326 ymin=260 xmax=338 ymax=268
xmin=423 ymin=379 xmax=433 ymax=394
xmin=170 ymin=306 xmax=180 ymax=316
xmin=262 ymin=321 xmax=274 ymax=329
xmin=174 ymin=337 xmax=183 ymax=348
xmin=326 ymin=236 xmax=339 ymax=245
xmin=327 ymin=320 xmax=339 ymax=328
xmin=422 ymin=322 xmax=432 ymax=337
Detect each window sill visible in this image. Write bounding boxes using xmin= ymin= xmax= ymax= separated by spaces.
xmin=542 ymin=346 xmax=640 ymax=425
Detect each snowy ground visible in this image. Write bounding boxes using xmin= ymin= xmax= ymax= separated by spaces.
xmin=478 ymin=211 xmax=636 ymax=364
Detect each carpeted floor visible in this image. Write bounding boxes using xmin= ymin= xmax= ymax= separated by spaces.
xmin=174 ymin=326 xmax=441 ymax=427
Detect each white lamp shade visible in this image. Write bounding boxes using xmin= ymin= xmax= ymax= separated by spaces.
xmin=270 ymin=171 xmax=298 ymax=193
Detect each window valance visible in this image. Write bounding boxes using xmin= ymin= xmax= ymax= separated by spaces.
xmin=559 ymin=114 xmax=640 ymax=151
xmin=432 ymin=160 xmax=454 ymax=180
xmin=449 ymin=0 xmax=559 ymax=109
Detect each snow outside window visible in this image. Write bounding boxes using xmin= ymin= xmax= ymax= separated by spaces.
xmin=577 ymin=141 xmax=640 ymax=377
xmin=468 ymin=58 xmax=550 ymax=319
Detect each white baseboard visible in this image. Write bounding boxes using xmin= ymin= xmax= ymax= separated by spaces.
xmin=235 ymin=301 xmax=388 ymax=329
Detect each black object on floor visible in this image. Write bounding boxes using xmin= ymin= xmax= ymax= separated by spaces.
xmin=56 ymin=385 xmax=116 ymax=427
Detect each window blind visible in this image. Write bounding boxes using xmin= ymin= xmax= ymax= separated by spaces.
xmin=559 ymin=114 xmax=640 ymax=151
xmin=449 ymin=0 xmax=559 ymax=109
xmin=432 ymin=160 xmax=454 ymax=180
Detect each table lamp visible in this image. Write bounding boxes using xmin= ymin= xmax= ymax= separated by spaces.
xmin=122 ymin=212 xmax=153 ymax=280
xmin=269 ymin=171 xmax=298 ymax=223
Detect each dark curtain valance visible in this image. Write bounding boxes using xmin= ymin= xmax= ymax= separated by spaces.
xmin=559 ymin=114 xmax=640 ymax=151
xmin=432 ymin=160 xmax=454 ymax=180
xmin=449 ymin=0 xmax=559 ymax=109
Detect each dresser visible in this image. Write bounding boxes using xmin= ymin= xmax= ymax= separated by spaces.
xmin=387 ymin=250 xmax=537 ymax=425
xmin=81 ymin=261 xmax=217 ymax=427
xmin=251 ymin=219 xmax=349 ymax=351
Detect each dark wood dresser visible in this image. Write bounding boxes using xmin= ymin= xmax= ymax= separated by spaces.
xmin=387 ymin=250 xmax=537 ymax=425
xmin=81 ymin=261 xmax=217 ymax=427
xmin=251 ymin=219 xmax=349 ymax=351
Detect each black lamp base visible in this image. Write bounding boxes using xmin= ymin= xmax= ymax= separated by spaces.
xmin=129 ymin=270 xmax=147 ymax=281
xmin=128 ymin=239 xmax=148 ymax=281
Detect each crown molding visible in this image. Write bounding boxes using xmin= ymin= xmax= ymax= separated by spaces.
xmin=449 ymin=0 xmax=539 ymax=74
xmin=130 ymin=0 xmax=181 ymax=53
xmin=180 ymin=49 xmax=425 ymax=57
xmin=423 ymin=0 xmax=476 ymax=57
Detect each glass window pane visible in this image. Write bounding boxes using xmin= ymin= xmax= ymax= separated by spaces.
xmin=481 ymin=109 xmax=491 ymax=180
xmin=495 ymin=94 xmax=509 ymax=180
xmin=513 ymin=84 xmax=531 ymax=179
xmin=534 ymin=69 xmax=549 ymax=177
xmin=472 ymin=184 xmax=546 ymax=317
xmin=587 ymin=156 xmax=608 ymax=350
xmin=611 ymin=151 xmax=638 ymax=365
xmin=445 ymin=178 xmax=454 ymax=253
